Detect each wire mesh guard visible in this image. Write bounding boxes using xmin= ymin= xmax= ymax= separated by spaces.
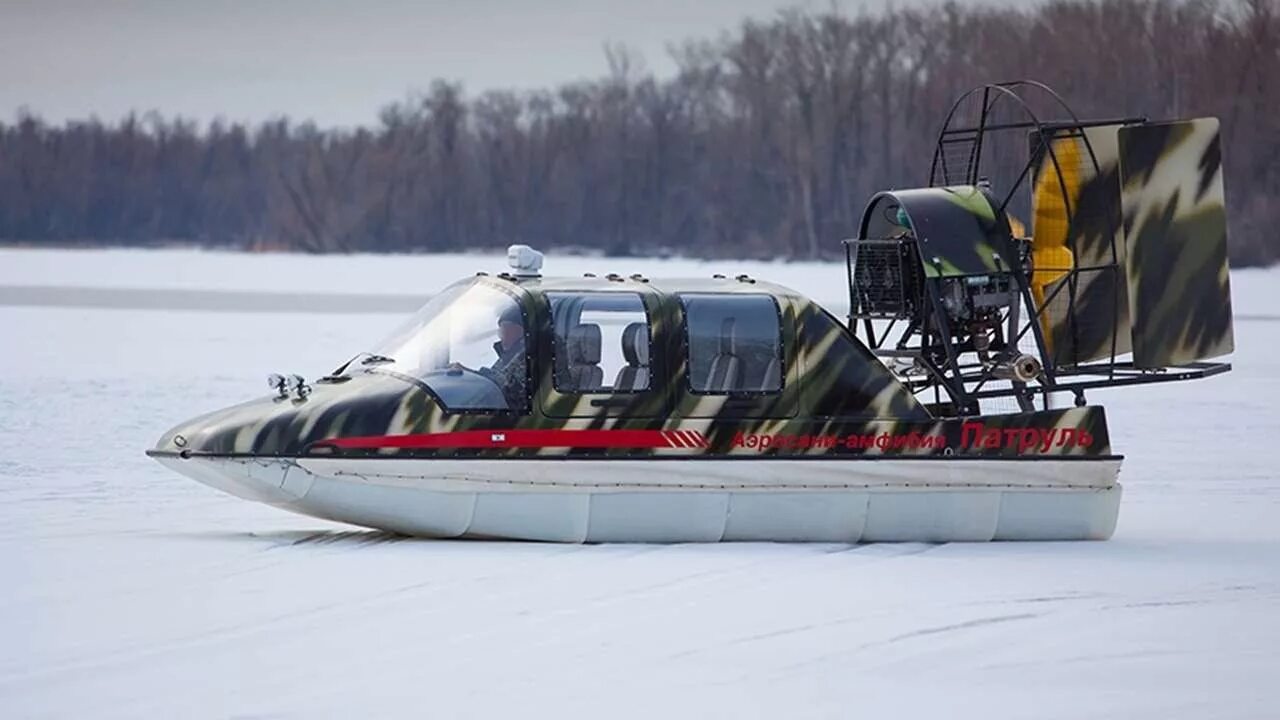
xmin=934 ymin=133 xmax=981 ymax=187
xmin=848 ymin=239 xmax=923 ymax=319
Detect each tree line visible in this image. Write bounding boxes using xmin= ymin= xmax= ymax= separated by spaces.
xmin=1 ymin=0 xmax=1276 ymax=265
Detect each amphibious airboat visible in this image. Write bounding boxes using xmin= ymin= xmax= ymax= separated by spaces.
xmin=149 ymin=82 xmax=1234 ymax=542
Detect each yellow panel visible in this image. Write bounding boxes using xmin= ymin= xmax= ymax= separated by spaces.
xmin=1029 ymin=136 xmax=1082 ymax=352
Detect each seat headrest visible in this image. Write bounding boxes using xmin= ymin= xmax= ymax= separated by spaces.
xmin=719 ymin=318 xmax=737 ymax=355
xmin=568 ymin=324 xmax=602 ymax=365
xmin=621 ymin=322 xmax=650 ymax=367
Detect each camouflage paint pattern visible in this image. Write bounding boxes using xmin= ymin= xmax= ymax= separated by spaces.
xmin=1029 ymin=125 xmax=1132 ymax=367
xmin=859 ymin=186 xmax=1019 ymax=279
xmin=1118 ymin=118 xmax=1233 ymax=367
xmin=154 ymin=276 xmax=1112 ymax=461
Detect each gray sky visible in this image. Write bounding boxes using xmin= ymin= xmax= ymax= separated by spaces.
xmin=0 ymin=0 xmax=844 ymax=129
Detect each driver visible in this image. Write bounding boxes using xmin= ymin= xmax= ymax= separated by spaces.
xmin=451 ymin=304 xmax=526 ymax=407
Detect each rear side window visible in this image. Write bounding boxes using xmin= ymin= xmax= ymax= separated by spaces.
xmin=679 ymin=294 xmax=783 ymax=394
xmin=547 ymin=292 xmax=652 ymax=393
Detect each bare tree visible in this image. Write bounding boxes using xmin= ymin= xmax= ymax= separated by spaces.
xmin=0 ymin=0 xmax=1276 ymax=265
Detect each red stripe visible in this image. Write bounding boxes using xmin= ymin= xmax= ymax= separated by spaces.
xmin=322 ymin=429 xmax=677 ymax=450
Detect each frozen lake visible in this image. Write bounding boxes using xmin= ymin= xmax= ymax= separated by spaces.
xmin=2 ymin=248 xmax=1278 ymax=718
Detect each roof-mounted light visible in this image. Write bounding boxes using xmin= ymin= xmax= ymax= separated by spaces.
xmin=506 ymin=244 xmax=543 ymax=277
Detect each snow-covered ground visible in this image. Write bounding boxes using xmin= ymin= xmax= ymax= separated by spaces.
xmin=1 ymin=247 xmax=1277 ymax=718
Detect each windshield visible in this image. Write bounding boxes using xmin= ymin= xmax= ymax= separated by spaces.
xmin=370 ymin=280 xmax=529 ymax=412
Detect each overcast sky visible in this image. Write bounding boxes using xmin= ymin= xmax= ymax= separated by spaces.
xmin=0 ymin=0 xmax=860 ymax=129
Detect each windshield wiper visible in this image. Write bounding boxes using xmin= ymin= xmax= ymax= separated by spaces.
xmin=323 ymin=352 xmax=396 ymax=381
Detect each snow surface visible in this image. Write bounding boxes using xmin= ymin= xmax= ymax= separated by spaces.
xmin=1 ymin=249 xmax=1277 ymax=718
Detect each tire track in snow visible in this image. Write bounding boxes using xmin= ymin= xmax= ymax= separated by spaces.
xmin=768 ymin=610 xmax=1046 ymax=680
xmin=0 ymin=541 xmax=595 ymax=689
xmin=761 ymin=581 xmax=1280 ymax=684
xmin=882 ymin=612 xmax=1042 ymax=644
xmin=562 ymin=543 xmax=948 ymax=614
xmin=305 ymin=542 xmax=953 ymax=679
xmin=548 ymin=543 xmax=955 ymax=669
xmin=655 ymin=545 xmax=958 ymax=663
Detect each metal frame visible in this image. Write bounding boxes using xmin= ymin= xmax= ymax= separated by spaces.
xmin=845 ymin=81 xmax=1224 ymax=416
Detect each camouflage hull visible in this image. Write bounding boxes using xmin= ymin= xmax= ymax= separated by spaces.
xmin=150 ymin=453 xmax=1121 ymax=542
xmin=146 ymin=267 xmax=1131 ymax=542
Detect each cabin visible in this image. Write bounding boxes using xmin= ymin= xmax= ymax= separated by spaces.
xmin=363 ymin=249 xmax=926 ymax=425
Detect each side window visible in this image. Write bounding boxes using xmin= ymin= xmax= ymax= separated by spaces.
xmin=679 ymin=294 xmax=783 ymax=394
xmin=547 ymin=292 xmax=652 ymax=393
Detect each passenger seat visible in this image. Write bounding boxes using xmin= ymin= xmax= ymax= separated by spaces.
xmin=613 ymin=322 xmax=650 ymax=391
xmin=565 ymin=323 xmax=604 ymax=391
xmin=759 ymin=355 xmax=781 ymax=391
xmin=703 ymin=318 xmax=742 ymax=391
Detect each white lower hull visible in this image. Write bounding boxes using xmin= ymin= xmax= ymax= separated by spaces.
xmin=154 ymin=455 xmax=1122 ymax=542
